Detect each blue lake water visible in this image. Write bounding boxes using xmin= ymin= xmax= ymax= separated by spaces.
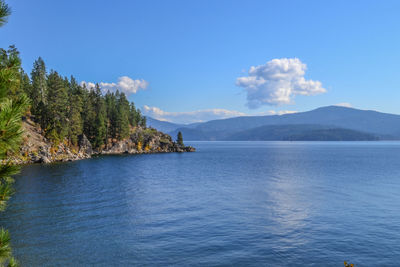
xmin=2 ymin=141 xmax=400 ymax=266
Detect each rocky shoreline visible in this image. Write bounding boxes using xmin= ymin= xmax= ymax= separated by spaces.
xmin=8 ymin=119 xmax=195 ymax=165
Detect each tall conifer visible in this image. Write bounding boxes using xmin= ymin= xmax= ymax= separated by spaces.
xmin=0 ymin=1 xmax=27 ymax=265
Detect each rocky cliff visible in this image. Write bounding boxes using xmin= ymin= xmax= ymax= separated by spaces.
xmin=8 ymin=118 xmax=195 ymax=164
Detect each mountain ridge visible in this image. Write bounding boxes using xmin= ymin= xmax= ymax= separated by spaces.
xmin=147 ymin=106 xmax=400 ymax=141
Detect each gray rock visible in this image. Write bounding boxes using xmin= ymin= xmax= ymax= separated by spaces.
xmin=40 ymin=156 xmax=51 ymax=164
xmin=78 ymin=134 xmax=93 ymax=155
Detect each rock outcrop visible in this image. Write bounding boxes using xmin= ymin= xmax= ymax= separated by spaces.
xmin=8 ymin=119 xmax=195 ymax=164
xmin=100 ymin=128 xmax=195 ymax=154
xmin=78 ymin=134 xmax=93 ymax=155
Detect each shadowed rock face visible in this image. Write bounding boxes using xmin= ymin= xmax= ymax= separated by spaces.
xmin=78 ymin=134 xmax=93 ymax=155
xmin=8 ymin=120 xmax=194 ymax=165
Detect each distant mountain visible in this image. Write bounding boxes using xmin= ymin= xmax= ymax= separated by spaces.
xmin=168 ymin=106 xmax=400 ymax=141
xmin=146 ymin=117 xmax=201 ymax=133
xmin=146 ymin=117 xmax=185 ymax=133
xmin=225 ymin=124 xmax=378 ymax=141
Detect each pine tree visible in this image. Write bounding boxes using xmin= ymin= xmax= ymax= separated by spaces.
xmin=116 ymin=92 xmax=130 ymax=140
xmin=30 ymin=57 xmax=47 ymax=118
xmin=19 ymin=70 xmax=31 ymax=100
xmin=1 ymin=51 xmax=150 ymax=154
xmin=177 ymin=131 xmax=184 ymax=146
xmin=83 ymin=84 xmax=107 ymax=148
xmin=128 ymin=102 xmax=137 ymax=127
xmin=104 ymin=91 xmax=117 ymax=140
xmin=140 ymin=116 xmax=146 ymax=128
xmin=0 ymin=2 xmax=27 ymax=265
xmin=0 ymin=46 xmax=28 ymax=209
xmin=129 ymin=103 xmax=143 ymax=128
xmin=66 ymin=77 xmax=83 ymax=146
xmin=0 ymin=0 xmax=10 ymax=27
xmin=82 ymin=86 xmax=96 ymax=143
xmin=45 ymin=71 xmax=68 ymax=142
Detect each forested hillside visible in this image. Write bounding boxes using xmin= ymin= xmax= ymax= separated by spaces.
xmin=18 ymin=56 xmax=146 ymax=149
xmin=0 ymin=47 xmax=194 ymax=166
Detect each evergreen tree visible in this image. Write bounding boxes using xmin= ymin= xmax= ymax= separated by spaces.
xmin=66 ymin=77 xmax=83 ymax=145
xmin=104 ymin=91 xmax=117 ymax=140
xmin=0 ymin=2 xmax=27 ymax=265
xmin=19 ymin=70 xmax=31 ymax=100
xmin=177 ymin=131 xmax=184 ymax=146
xmin=0 ymin=0 xmax=10 ymax=27
xmin=1 ymin=54 xmax=150 ymax=152
xmin=83 ymin=84 xmax=107 ymax=148
xmin=93 ymin=85 xmax=107 ymax=147
xmin=82 ymin=85 xmax=96 ymax=143
xmin=140 ymin=116 xmax=146 ymax=128
xmin=130 ymin=104 xmax=143 ymax=128
xmin=116 ymin=92 xmax=130 ymax=140
xmin=128 ymin=102 xmax=137 ymax=127
xmin=30 ymin=57 xmax=47 ymax=117
xmin=45 ymin=71 xmax=68 ymax=142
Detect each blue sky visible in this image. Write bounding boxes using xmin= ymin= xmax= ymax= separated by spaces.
xmin=1 ymin=0 xmax=400 ymax=123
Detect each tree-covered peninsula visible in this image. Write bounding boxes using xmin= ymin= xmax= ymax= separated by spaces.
xmin=12 ymin=55 xmax=195 ymax=164
xmin=0 ymin=7 xmax=194 ymax=167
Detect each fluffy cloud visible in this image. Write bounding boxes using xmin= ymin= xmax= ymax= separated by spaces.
xmin=334 ymin=102 xmax=352 ymax=108
xmin=142 ymin=105 xmax=298 ymax=124
xmin=80 ymin=76 xmax=148 ymax=95
xmin=236 ymin=58 xmax=326 ymax=108
xmin=81 ymin=81 xmax=96 ymax=90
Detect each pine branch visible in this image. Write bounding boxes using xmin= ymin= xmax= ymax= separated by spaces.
xmin=0 ymin=1 xmax=11 ymax=27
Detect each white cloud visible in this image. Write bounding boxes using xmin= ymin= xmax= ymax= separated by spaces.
xmin=334 ymin=102 xmax=352 ymax=108
xmin=80 ymin=76 xmax=148 ymax=95
xmin=142 ymin=106 xmax=246 ymax=124
xmin=263 ymin=110 xmax=298 ymax=116
xmin=142 ymin=105 xmax=298 ymax=124
xmin=236 ymin=58 xmax=326 ymax=108
xmin=80 ymin=81 xmax=96 ymax=90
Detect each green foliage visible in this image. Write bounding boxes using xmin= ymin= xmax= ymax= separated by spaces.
xmin=19 ymin=70 xmax=31 ymax=100
xmin=0 ymin=46 xmax=21 ymax=99
xmin=116 ymin=91 xmax=130 ymax=139
xmin=177 ymin=131 xmax=184 ymax=146
xmin=68 ymin=94 xmax=83 ymax=145
xmin=64 ymin=76 xmax=84 ymax=145
xmin=6 ymin=257 xmax=18 ymax=267
xmin=0 ymin=229 xmax=11 ymax=259
xmin=18 ymin=57 xmax=150 ymax=148
xmin=140 ymin=115 xmax=146 ymax=128
xmin=0 ymin=0 xmax=10 ymax=27
xmin=93 ymin=105 xmax=107 ymax=147
xmin=86 ymin=84 xmax=107 ymax=147
xmin=30 ymin=57 xmax=47 ymax=117
xmin=0 ymin=5 xmax=28 ymax=262
xmin=0 ymin=178 xmax=14 ymax=212
xmin=45 ymin=70 xmax=68 ymax=142
xmin=0 ymin=96 xmax=29 ymax=156
xmin=0 ymin=229 xmax=19 ymax=266
xmin=143 ymin=128 xmax=157 ymax=135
